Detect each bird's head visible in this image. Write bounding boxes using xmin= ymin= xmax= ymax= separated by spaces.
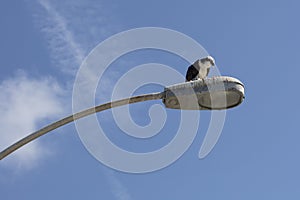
xmin=200 ymin=56 xmax=215 ymax=67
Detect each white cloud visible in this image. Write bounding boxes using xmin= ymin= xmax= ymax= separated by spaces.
xmin=36 ymin=0 xmax=85 ymax=76
xmin=0 ymin=72 xmax=65 ymax=169
xmin=1 ymin=1 xmax=131 ymax=199
xmin=34 ymin=0 xmax=117 ymax=76
xmin=106 ymin=171 xmax=132 ymax=200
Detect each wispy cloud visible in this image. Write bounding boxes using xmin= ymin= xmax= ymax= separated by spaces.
xmin=33 ymin=1 xmax=133 ymax=198
xmin=34 ymin=0 xmax=117 ymax=76
xmin=0 ymin=72 xmax=65 ymax=169
xmin=0 ymin=0 xmax=116 ymax=166
xmin=1 ymin=1 xmax=131 ymax=198
xmin=106 ymin=170 xmax=133 ymax=200
xmin=35 ymin=0 xmax=85 ymax=75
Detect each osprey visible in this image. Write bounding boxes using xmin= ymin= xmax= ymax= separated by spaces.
xmin=185 ymin=56 xmax=215 ymax=81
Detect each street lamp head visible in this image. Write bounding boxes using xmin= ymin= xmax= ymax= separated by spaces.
xmin=163 ymin=76 xmax=244 ymax=110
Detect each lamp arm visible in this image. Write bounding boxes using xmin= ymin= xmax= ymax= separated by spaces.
xmin=0 ymin=92 xmax=165 ymax=160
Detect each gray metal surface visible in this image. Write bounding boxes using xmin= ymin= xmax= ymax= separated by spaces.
xmin=163 ymin=76 xmax=245 ymax=110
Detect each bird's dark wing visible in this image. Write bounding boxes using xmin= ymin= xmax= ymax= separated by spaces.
xmin=186 ymin=65 xmax=199 ymax=81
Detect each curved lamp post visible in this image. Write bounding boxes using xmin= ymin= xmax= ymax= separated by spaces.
xmin=0 ymin=76 xmax=244 ymax=160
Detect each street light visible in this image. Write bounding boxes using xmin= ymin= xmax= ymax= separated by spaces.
xmin=0 ymin=76 xmax=244 ymax=160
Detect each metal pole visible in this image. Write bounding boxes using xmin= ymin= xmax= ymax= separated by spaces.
xmin=0 ymin=76 xmax=245 ymax=161
xmin=0 ymin=92 xmax=165 ymax=160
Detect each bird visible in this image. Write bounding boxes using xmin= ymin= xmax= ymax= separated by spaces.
xmin=185 ymin=56 xmax=215 ymax=82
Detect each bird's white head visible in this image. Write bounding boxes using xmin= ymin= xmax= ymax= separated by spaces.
xmin=200 ymin=56 xmax=215 ymax=67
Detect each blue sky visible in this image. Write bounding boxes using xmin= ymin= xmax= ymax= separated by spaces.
xmin=1 ymin=0 xmax=300 ymax=199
